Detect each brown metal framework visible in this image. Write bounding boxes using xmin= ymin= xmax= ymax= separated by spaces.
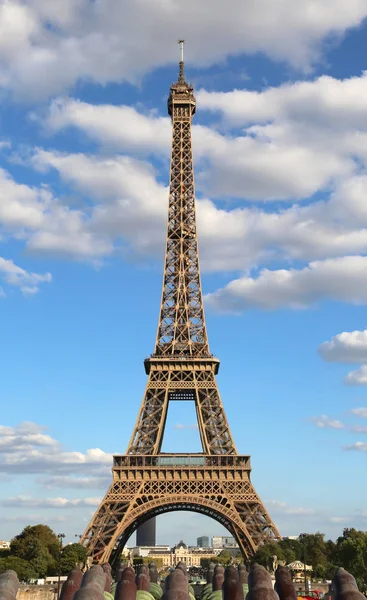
xmin=81 ymin=42 xmax=280 ymax=563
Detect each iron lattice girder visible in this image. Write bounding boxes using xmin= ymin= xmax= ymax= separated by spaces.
xmin=81 ymin=58 xmax=281 ymax=564
xmin=81 ymin=454 xmax=279 ymax=564
xmin=155 ymin=99 xmax=208 ymax=358
xmin=127 ymin=360 xmax=236 ymax=455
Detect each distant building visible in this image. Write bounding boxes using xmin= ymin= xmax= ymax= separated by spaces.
xmin=283 ymin=536 xmax=299 ymax=541
xmin=212 ymin=536 xmax=238 ymax=549
xmin=131 ymin=545 xmax=171 ymax=558
xmin=136 ymin=519 xmax=156 ymax=547
xmin=197 ymin=536 xmax=210 ymax=548
xmin=0 ymin=541 xmax=10 ymax=550
xmin=45 ymin=576 xmax=67 ymax=585
xmin=139 ymin=540 xmax=216 ymax=568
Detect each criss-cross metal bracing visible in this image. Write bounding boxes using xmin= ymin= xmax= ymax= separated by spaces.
xmin=155 ymin=91 xmax=208 ymax=358
xmin=81 ymin=47 xmax=281 ymax=563
xmin=81 ymin=455 xmax=280 ymax=564
xmin=127 ymin=60 xmax=236 ymax=456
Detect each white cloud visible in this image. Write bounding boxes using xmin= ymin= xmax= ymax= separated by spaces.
xmin=351 ymin=425 xmax=367 ymax=433
xmin=3 ymin=514 xmax=70 ymax=523
xmin=319 ymin=329 xmax=367 ymax=363
xmin=1 ymin=495 xmax=101 ymax=508
xmin=205 ymin=256 xmax=367 ymax=312
xmin=7 ymin=73 xmax=367 ymax=303
xmin=344 ymin=441 xmax=367 ymax=452
xmin=43 ymin=95 xmax=355 ymax=201
xmin=266 ymin=500 xmax=315 ymax=516
xmin=194 ymin=73 xmax=367 ymax=200
xmin=329 ymin=517 xmax=350 ymax=523
xmin=0 ymin=164 xmax=113 ymax=264
xmin=0 ymin=256 xmax=51 ymax=295
xmin=345 ymin=366 xmax=367 ymax=386
xmin=310 ymin=415 xmax=345 ymax=429
xmin=19 ymin=141 xmax=367 ymax=276
xmin=1 ymin=0 xmax=367 ymax=98
xmin=350 ymin=407 xmax=367 ymax=418
xmin=39 ymin=475 xmax=111 ymax=489
xmin=30 ymin=149 xmax=167 ymax=259
xmin=197 ymin=72 xmax=367 ymax=129
xmin=26 ymin=70 xmax=367 ymax=282
xmin=173 ymin=424 xmax=199 ymax=430
xmin=0 ymin=421 xmax=113 ymax=474
xmin=0 ymin=166 xmax=50 ymax=230
xmin=45 ymin=98 xmax=171 ymax=154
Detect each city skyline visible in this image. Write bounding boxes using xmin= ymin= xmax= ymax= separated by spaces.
xmin=1 ymin=0 xmax=367 ymax=546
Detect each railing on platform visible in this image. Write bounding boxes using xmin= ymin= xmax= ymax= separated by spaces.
xmin=112 ymin=454 xmax=251 ymax=469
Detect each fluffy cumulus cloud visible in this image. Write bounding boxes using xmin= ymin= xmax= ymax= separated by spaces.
xmin=43 ymin=91 xmax=358 ymax=202
xmin=344 ymin=366 xmax=367 ymax=385
xmin=5 ymin=31 xmax=367 ymax=309
xmin=195 ymin=73 xmax=367 ymax=201
xmin=44 ymin=97 xmax=354 ymax=202
xmin=35 ymin=74 xmax=367 ymax=295
xmin=45 ymin=98 xmax=171 ymax=154
xmin=205 ymin=256 xmax=367 ymax=312
xmin=2 ymin=0 xmax=367 ymax=99
xmin=319 ymin=329 xmax=367 ymax=386
xmin=319 ymin=329 xmax=367 ymax=363
xmin=0 ymin=421 xmax=113 ymax=475
xmin=0 ymin=164 xmax=113 ymax=268
xmin=197 ymin=72 xmax=367 ymax=129
xmin=29 ymin=149 xmax=168 ymax=258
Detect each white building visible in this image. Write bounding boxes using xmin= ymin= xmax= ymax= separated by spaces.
xmin=145 ymin=541 xmax=216 ymax=568
xmin=131 ymin=545 xmax=171 ymax=558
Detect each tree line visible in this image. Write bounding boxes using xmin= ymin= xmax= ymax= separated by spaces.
xmin=0 ymin=525 xmax=87 ymax=581
xmin=251 ymin=529 xmax=367 ymax=592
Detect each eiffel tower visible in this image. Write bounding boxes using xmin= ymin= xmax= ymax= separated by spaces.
xmin=81 ymin=41 xmax=280 ymax=563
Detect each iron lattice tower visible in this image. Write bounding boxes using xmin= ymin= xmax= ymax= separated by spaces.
xmin=81 ymin=42 xmax=280 ymax=563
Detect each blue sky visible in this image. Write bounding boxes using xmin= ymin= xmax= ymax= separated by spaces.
xmin=1 ymin=0 xmax=367 ymax=548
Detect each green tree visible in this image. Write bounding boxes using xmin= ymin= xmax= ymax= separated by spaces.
xmin=332 ymin=529 xmax=367 ymax=592
xmin=277 ymin=538 xmax=302 ymax=564
xmin=0 ymin=556 xmax=37 ymax=581
xmin=10 ymin=525 xmax=59 ymax=577
xmin=200 ymin=557 xmax=220 ymax=568
xmin=299 ymin=533 xmax=328 ymax=579
xmin=252 ymin=542 xmax=283 ymax=570
xmin=60 ymin=544 xmax=87 ymax=573
xmin=216 ymin=550 xmax=234 ymax=566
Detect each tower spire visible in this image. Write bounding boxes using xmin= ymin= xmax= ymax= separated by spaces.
xmin=178 ymin=39 xmax=185 ymax=83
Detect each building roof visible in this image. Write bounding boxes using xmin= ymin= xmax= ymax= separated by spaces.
xmin=287 ymin=561 xmax=313 ymax=571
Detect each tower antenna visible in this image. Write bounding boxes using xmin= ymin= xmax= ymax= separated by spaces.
xmin=178 ymin=39 xmax=185 ymax=83
xmin=178 ymin=39 xmax=185 ymax=62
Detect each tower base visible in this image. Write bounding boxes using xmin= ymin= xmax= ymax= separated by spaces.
xmin=81 ymin=454 xmax=280 ymax=563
